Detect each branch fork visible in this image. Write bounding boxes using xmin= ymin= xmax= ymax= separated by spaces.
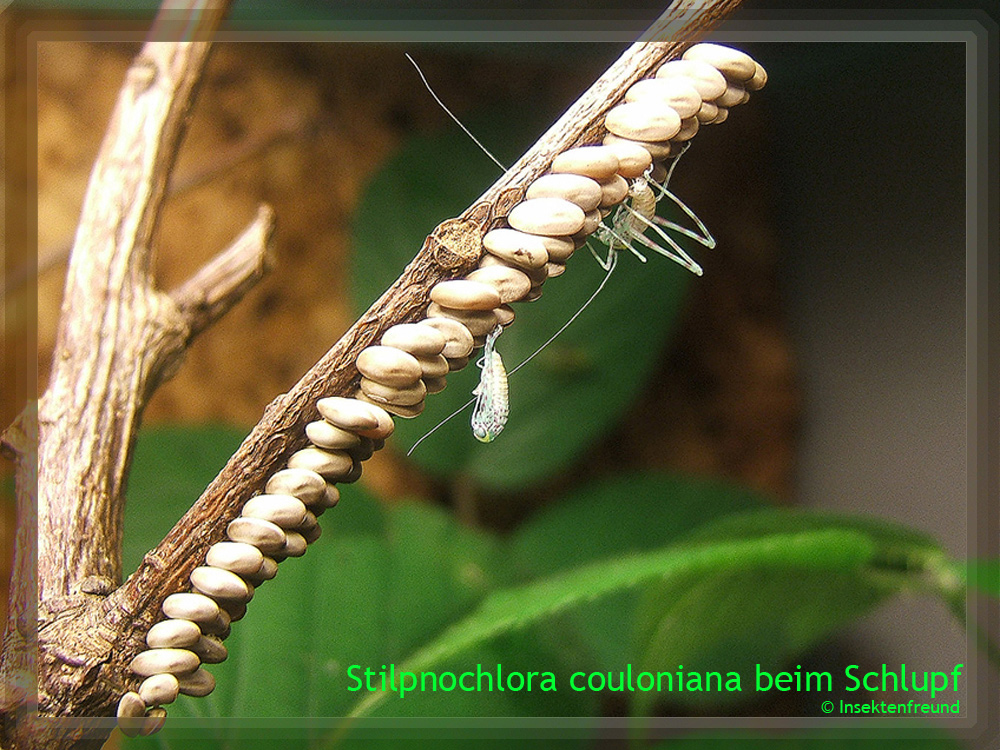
xmin=1 ymin=1 xmax=744 ymax=746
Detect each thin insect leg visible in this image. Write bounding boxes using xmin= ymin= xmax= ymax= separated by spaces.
xmin=596 ymin=215 xmax=649 ymax=264
xmin=621 ymin=203 xmax=704 ymax=275
xmin=404 ymin=53 xmax=510 ymax=175
xmin=585 ymin=239 xmax=615 ymax=271
xmin=663 ymin=141 xmax=691 ymax=182
xmin=646 ymin=186 xmax=717 ymax=249
xmin=472 ymin=383 xmax=488 ymax=415
xmin=645 ymin=143 xmax=717 ymax=250
xmin=509 ymin=250 xmax=618 ymax=376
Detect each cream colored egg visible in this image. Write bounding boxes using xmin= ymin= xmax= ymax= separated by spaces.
xmin=696 ymin=100 xmax=719 ymax=123
xmin=715 ymin=82 xmax=747 ymax=108
xmin=190 ymin=635 xmax=228 ymax=665
xmin=140 ymin=706 xmax=167 ymax=736
xmin=598 ymin=174 xmax=630 ymax=208
xmin=116 ymin=692 xmax=146 ymax=737
xmin=413 ymin=353 xmax=449 ymax=379
xmin=380 ymin=322 xmax=447 ymax=356
xmin=672 ymin=115 xmax=700 ymax=142
xmin=429 ymin=279 xmax=502 ymax=311
xmin=602 ymin=139 xmax=653 ymax=178
xmin=605 ymin=100 xmax=682 ymax=142
xmin=507 ymin=197 xmax=586 ymax=236
xmin=446 ymin=355 xmax=470 ymax=372
xmin=359 ymin=377 xmax=427 ymax=407
xmin=525 ymin=173 xmax=603 ymax=212
xmin=625 ymin=77 xmax=702 ymax=119
xmin=420 ymin=316 xmax=475 ymax=358
xmin=242 ymin=494 xmax=308 ymax=529
xmin=305 ymin=420 xmax=362 ymax=450
xmin=423 ymin=375 xmax=447 ymax=394
xmin=482 ymin=228 xmax=550 ymax=269
xmin=226 ymin=517 xmax=287 ymax=555
xmin=162 ymin=593 xmax=220 ymax=624
xmin=139 ymin=673 xmax=180 ymax=706
xmin=265 ymin=468 xmax=327 ymax=506
xmin=287 ymin=446 xmax=355 ymax=480
xmin=747 ymin=62 xmax=768 ymax=91
xmin=551 ymin=145 xmax=620 ymax=179
xmin=314 ymin=396 xmax=379 ymax=432
xmin=205 ymin=542 xmax=266 ymax=577
xmin=356 ymin=345 xmax=422 ymax=387
xmin=356 ymin=390 xmax=426 ymax=419
xmin=177 ymin=668 xmax=216 ymax=697
xmin=146 ymin=618 xmax=200 ymax=649
xmin=682 ymin=43 xmax=757 ymax=82
xmin=129 ymin=648 xmax=200 ymax=678
xmin=425 ymin=303 xmax=498 ymax=337
xmin=190 ymin=566 xmax=253 ymax=602
xmin=655 ymin=58 xmax=727 ymax=100
xmin=603 ymin=133 xmax=675 ymax=160
xmin=466 ymin=265 xmax=532 ymax=304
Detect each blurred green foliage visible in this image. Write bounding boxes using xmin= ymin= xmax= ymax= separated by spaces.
xmin=121 ymin=428 xmax=975 ymax=749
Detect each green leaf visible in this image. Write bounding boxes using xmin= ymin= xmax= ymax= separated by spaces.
xmin=961 ymin=558 xmax=1000 ymax=598
xmin=511 ymin=474 xmax=769 ymax=575
xmin=123 ymin=425 xmax=246 ymax=573
xmin=631 ymin=510 xmax=945 ymax=714
xmin=510 ymin=474 xmax=769 ymax=668
xmin=350 ymin=106 xmax=699 ymax=491
xmin=345 ymin=526 xmax=879 ymax=721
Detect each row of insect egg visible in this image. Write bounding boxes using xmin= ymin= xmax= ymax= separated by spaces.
xmin=117 ymin=42 xmax=765 ymax=736
xmin=117 ymin=397 xmax=394 ymax=736
xmin=348 ymin=45 xmax=766 ymax=418
xmin=604 ymin=43 xmax=766 ymax=160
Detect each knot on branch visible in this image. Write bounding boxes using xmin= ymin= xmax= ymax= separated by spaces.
xmin=490 ymin=186 xmax=528 ymax=227
xmin=427 ymin=217 xmax=484 ymax=271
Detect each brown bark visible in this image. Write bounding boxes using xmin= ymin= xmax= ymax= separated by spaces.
xmin=1 ymin=1 xmax=743 ymax=747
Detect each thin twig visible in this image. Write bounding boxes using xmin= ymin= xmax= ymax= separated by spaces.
xmin=170 ymin=205 xmax=276 ymax=342
xmin=2 ymin=110 xmax=306 ymax=301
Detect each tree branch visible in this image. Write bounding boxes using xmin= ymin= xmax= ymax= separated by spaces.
xmin=37 ymin=40 xmax=214 ymax=601
xmin=109 ymin=0 xmax=744 ymax=689
xmin=169 ymin=205 xmax=276 ymax=342
xmin=0 ymin=1 xmax=284 ymax=746
xmin=3 ymin=0 xmax=744 ymax=745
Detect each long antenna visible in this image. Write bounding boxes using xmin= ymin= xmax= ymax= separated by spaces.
xmin=406 ymin=252 xmax=618 ymax=456
xmin=405 ymin=53 xmax=509 ymax=174
xmin=509 ymin=251 xmax=618 ymax=377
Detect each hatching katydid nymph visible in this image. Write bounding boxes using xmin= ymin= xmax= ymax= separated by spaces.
xmin=589 ymin=143 xmax=715 ymax=275
xmin=470 ymin=324 xmax=509 ymax=442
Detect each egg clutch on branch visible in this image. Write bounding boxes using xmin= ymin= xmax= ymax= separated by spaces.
xmin=117 ymin=43 xmax=766 ymax=736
